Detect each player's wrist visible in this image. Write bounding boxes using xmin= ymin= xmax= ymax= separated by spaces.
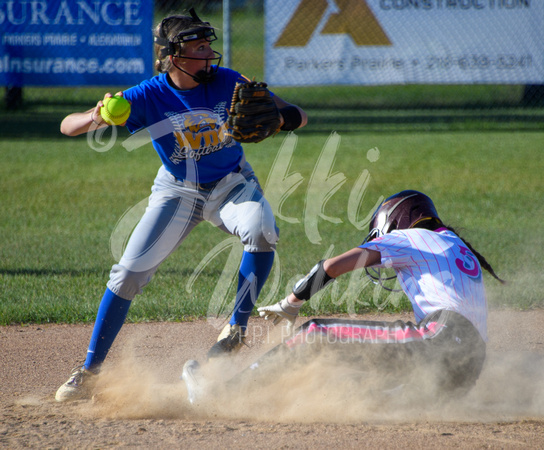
xmin=278 ymin=297 xmax=302 ymax=319
xmin=286 ymin=296 xmax=304 ymax=307
xmin=279 ymin=106 xmax=302 ymax=131
xmin=90 ymin=110 xmax=102 ymax=125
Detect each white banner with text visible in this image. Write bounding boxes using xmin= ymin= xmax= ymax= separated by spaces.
xmin=265 ymin=0 xmax=544 ymax=86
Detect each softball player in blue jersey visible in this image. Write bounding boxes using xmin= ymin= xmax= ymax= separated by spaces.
xmin=55 ymin=9 xmax=307 ymax=402
xmin=254 ymin=190 xmax=505 ymax=396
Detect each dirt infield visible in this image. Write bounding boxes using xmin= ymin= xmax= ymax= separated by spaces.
xmin=2 ymin=309 xmax=544 ymax=448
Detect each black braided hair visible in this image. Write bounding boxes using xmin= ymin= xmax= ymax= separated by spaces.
xmin=445 ymin=225 xmax=505 ymax=284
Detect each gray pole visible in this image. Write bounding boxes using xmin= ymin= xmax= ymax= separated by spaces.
xmin=222 ymin=0 xmax=231 ymax=68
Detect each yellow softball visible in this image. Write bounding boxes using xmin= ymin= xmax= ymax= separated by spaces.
xmin=100 ymin=95 xmax=131 ymax=126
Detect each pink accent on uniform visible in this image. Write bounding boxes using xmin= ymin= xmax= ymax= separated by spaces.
xmin=360 ymin=228 xmax=488 ymax=341
xmin=286 ymin=321 xmax=442 ymax=348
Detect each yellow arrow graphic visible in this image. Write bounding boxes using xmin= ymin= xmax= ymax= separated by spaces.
xmin=275 ymin=0 xmax=391 ymax=47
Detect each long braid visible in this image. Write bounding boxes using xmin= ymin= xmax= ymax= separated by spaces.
xmin=444 ymin=225 xmax=505 ymax=284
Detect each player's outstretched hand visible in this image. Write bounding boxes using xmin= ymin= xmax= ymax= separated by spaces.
xmin=258 ymin=297 xmax=302 ymax=327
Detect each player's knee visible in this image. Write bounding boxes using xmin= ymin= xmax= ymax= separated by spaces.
xmin=107 ymin=264 xmax=154 ymax=300
xmin=239 ymin=213 xmax=279 ymax=252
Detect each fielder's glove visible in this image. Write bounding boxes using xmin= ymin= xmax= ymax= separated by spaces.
xmin=226 ymin=81 xmax=281 ymax=143
xmin=258 ymin=297 xmax=302 ymax=327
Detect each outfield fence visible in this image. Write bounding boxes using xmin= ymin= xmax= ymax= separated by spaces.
xmin=1 ymin=0 xmax=543 ymax=132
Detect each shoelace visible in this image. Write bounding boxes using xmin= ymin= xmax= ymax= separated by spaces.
xmin=68 ymin=368 xmax=85 ymax=386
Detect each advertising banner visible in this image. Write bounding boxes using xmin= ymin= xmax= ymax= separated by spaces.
xmin=265 ymin=0 xmax=544 ymax=86
xmin=0 ymin=0 xmax=153 ymax=86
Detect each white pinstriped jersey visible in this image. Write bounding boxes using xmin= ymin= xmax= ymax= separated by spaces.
xmin=361 ymin=228 xmax=488 ymax=341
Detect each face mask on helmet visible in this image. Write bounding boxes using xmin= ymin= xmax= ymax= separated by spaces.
xmin=154 ymin=8 xmax=223 ymax=84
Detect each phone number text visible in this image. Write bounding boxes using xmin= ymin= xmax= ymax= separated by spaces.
xmin=420 ymin=54 xmax=532 ymax=70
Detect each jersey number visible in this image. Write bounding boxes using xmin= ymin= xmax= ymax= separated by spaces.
xmin=455 ymin=246 xmax=481 ymax=278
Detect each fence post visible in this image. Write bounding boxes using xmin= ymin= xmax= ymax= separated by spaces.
xmin=222 ymin=0 xmax=231 ymax=69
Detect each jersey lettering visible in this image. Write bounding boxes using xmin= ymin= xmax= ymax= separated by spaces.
xmin=170 ymin=110 xmax=228 ymax=163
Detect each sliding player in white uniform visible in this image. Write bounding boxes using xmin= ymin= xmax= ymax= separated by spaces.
xmin=256 ymin=190 xmax=504 ymax=394
xmin=183 ymin=190 xmax=504 ymax=401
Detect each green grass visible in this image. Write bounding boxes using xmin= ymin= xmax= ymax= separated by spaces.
xmin=1 ymin=128 xmax=542 ymax=325
xmin=1 ymin=8 xmax=543 ymax=324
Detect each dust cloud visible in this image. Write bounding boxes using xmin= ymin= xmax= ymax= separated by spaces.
xmin=88 ymin=326 xmax=544 ymax=424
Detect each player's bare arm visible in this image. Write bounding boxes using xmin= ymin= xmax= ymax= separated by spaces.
xmin=323 ymin=247 xmax=381 ymax=279
xmin=258 ymin=247 xmax=381 ymax=326
xmin=285 ymin=248 xmax=381 ymax=303
xmin=60 ymin=92 xmax=122 ymax=136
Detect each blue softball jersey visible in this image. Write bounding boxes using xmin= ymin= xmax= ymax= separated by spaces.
xmin=123 ymin=67 xmax=250 ymax=183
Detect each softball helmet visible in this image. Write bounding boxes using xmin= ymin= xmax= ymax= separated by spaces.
xmin=363 ymin=190 xmax=442 ymax=291
xmin=154 ymin=8 xmax=222 ymax=83
xmin=364 ymin=190 xmax=442 ymax=243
